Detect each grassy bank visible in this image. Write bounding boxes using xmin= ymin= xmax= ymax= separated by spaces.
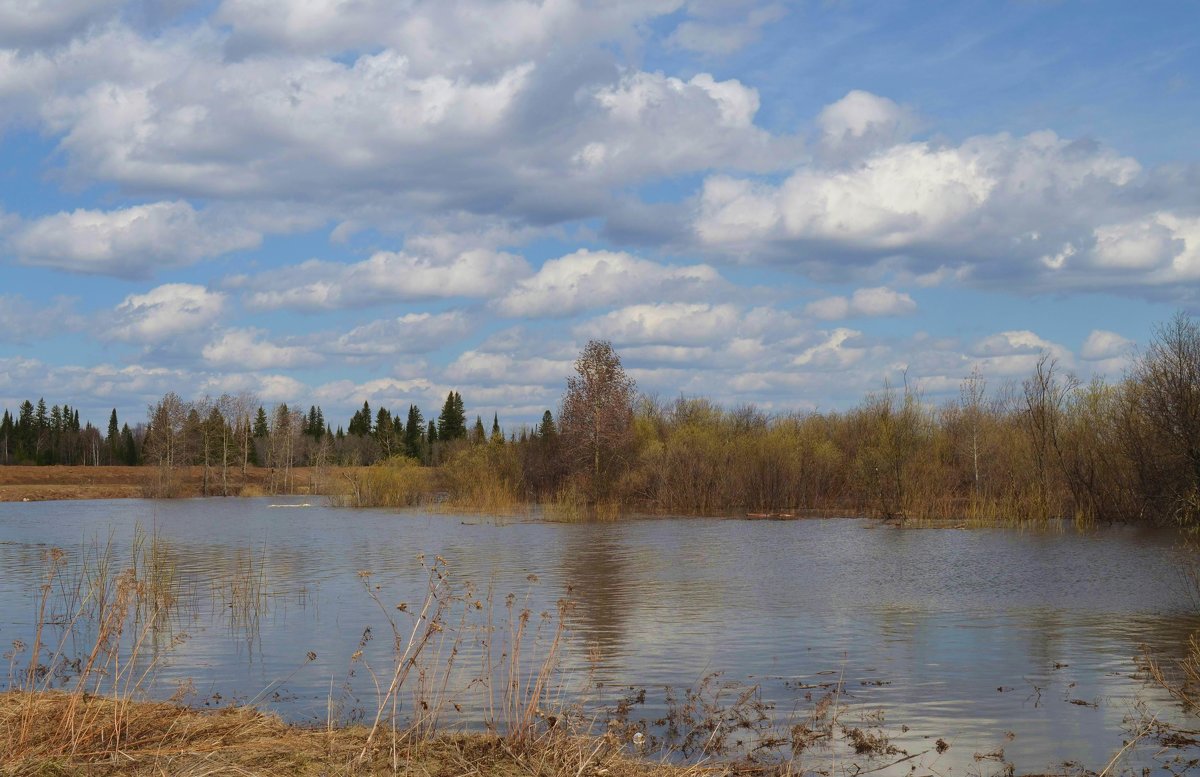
xmin=0 ymin=465 xmax=369 ymax=502
xmin=0 ymin=691 xmax=709 ymax=777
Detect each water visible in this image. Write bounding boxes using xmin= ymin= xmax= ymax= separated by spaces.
xmin=2 ymin=497 xmax=1199 ymax=774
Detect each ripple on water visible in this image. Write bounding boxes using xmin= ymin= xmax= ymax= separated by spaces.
xmin=0 ymin=499 xmax=1196 ymax=773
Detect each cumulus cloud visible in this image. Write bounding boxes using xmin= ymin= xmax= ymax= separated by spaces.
xmin=330 ymin=312 xmax=472 ymax=357
xmin=692 ymin=106 xmax=1200 ymax=295
xmin=1081 ymin=330 xmax=1135 ymax=361
xmin=10 ymin=202 xmax=260 ymax=278
xmin=0 ymin=18 xmax=792 ymax=234
xmin=106 ymin=283 xmax=225 ymax=343
xmin=967 ymin=330 xmax=1072 ymax=375
xmin=494 ymin=249 xmax=723 ymax=318
xmin=576 ymin=303 xmax=741 ymax=346
xmin=200 ymin=372 xmax=308 ymax=403
xmin=817 ymin=90 xmax=916 ymax=159
xmin=238 ymin=248 xmax=530 ymax=311
xmin=444 ymin=350 xmax=573 ymax=386
xmin=804 ymin=287 xmax=917 ymax=320
xmin=202 ymin=328 xmax=320 ymax=370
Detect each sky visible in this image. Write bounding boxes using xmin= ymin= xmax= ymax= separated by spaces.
xmin=0 ymin=0 xmax=1198 ymax=430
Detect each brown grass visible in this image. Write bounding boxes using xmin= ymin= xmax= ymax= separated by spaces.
xmin=0 ymin=691 xmax=720 ymax=777
xmin=0 ymin=465 xmax=373 ymax=502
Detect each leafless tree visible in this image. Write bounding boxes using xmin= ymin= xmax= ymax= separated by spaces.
xmin=560 ymin=340 xmax=636 ymax=500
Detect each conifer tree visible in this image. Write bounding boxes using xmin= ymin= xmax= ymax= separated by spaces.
xmin=539 ymin=410 xmax=557 ymax=438
xmin=490 ymin=413 xmax=503 ymax=444
xmin=253 ymin=407 xmax=270 ymax=438
xmin=437 ymin=391 xmax=467 ymax=440
xmin=404 ymin=404 xmax=424 ymax=458
xmin=472 ymin=415 xmax=485 ymax=443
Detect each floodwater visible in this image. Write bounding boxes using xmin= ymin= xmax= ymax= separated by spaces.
xmin=2 ymin=497 xmax=1199 ymax=774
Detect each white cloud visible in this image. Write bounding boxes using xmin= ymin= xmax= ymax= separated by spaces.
xmin=494 ymin=249 xmax=723 ymax=318
xmin=202 ymin=329 xmax=320 ymax=370
xmin=444 ymin=351 xmax=573 ymax=385
xmin=691 ymin=117 xmax=1200 ymax=295
xmin=665 ymin=4 xmax=787 ymax=56
xmin=214 ymin=0 xmax=679 ymax=71
xmin=241 ymin=248 xmax=530 ymax=311
xmin=1081 ymin=330 xmax=1135 ymax=361
xmin=577 ymin=303 xmax=741 ymax=346
xmin=10 ymin=202 xmax=260 ymax=278
xmin=107 ymin=283 xmax=225 ymax=343
xmin=0 ymin=295 xmax=82 ymax=343
xmin=805 ymin=287 xmax=917 ymax=320
xmin=792 ymin=328 xmax=873 ymax=371
xmin=817 ymin=90 xmax=915 ymax=159
xmin=0 ymin=0 xmax=122 ymax=47
xmin=330 ymin=312 xmax=472 ymax=357
xmin=968 ymin=330 xmax=1072 ymax=376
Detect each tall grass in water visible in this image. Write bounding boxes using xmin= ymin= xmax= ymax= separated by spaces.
xmin=328 ymin=457 xmax=432 ymax=508
xmin=2 ymin=534 xmax=184 ymax=763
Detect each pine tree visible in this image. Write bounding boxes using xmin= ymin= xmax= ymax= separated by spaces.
xmin=472 ymin=415 xmax=485 ymax=443
xmin=427 ymin=420 xmax=438 ymax=444
xmin=490 ymin=413 xmax=503 ymax=444
xmin=107 ymin=409 xmax=119 ymax=448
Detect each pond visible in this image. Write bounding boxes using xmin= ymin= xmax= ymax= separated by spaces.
xmin=2 ymin=497 xmax=1198 ymax=774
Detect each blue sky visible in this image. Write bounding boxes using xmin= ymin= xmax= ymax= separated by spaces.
xmin=0 ymin=0 xmax=1197 ymax=429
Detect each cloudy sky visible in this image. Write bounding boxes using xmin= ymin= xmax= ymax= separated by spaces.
xmin=0 ymin=0 xmax=1197 ymax=429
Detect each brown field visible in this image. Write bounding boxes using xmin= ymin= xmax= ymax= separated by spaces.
xmin=0 ymin=465 xmax=345 ymax=502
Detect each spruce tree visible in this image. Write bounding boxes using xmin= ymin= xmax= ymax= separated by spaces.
xmin=437 ymin=391 xmax=467 ymax=440
xmin=253 ymin=407 xmax=270 ymax=438
xmin=472 ymin=415 xmax=485 ymax=443
xmin=539 ymin=410 xmax=557 ymax=438
xmin=403 ymin=405 xmax=424 ymax=458
xmin=121 ymin=424 xmax=138 ymax=465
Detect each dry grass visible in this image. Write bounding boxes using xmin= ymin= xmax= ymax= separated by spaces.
xmin=0 ymin=691 xmax=723 ymax=777
xmin=0 ymin=465 xmax=368 ymax=502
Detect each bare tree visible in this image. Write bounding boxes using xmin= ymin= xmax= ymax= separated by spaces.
xmin=560 ymin=340 xmax=636 ymax=500
xmin=960 ymin=365 xmax=987 ymax=494
xmin=1130 ymin=312 xmax=1200 ymax=523
xmin=144 ymin=392 xmax=190 ymax=496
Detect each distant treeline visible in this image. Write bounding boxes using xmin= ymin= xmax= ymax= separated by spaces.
xmin=11 ymin=314 xmax=1200 ymax=524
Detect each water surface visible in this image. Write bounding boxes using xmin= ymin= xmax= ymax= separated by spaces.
xmin=1 ymin=498 xmax=1197 ymax=774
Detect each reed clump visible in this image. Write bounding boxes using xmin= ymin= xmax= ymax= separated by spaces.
xmin=327 ymin=458 xmax=432 ymax=508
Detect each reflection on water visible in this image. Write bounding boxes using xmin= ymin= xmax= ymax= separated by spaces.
xmin=1 ymin=497 xmax=1199 ymax=774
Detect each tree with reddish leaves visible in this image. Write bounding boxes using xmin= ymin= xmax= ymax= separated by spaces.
xmin=560 ymin=340 xmax=636 ymax=499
